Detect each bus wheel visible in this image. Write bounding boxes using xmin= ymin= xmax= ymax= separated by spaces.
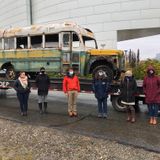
xmin=93 ymin=65 xmax=113 ymax=82
xmin=111 ymin=95 xmax=126 ymax=112
xmin=6 ymin=67 xmax=16 ymax=80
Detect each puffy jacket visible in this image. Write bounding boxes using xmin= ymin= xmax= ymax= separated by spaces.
xmin=120 ymin=76 xmax=137 ymax=103
xmin=35 ymin=73 xmax=50 ymax=95
xmin=143 ymin=75 xmax=160 ymax=104
xmin=63 ymin=75 xmax=80 ymax=93
xmin=93 ymin=78 xmax=110 ymax=99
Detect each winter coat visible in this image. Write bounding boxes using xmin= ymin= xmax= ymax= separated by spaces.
xmin=35 ymin=73 xmax=50 ymax=95
xmin=93 ymin=78 xmax=110 ymax=99
xmin=143 ymin=75 xmax=160 ymax=104
xmin=63 ymin=75 xmax=80 ymax=93
xmin=14 ymin=79 xmax=31 ymax=94
xmin=120 ymin=76 xmax=137 ymax=103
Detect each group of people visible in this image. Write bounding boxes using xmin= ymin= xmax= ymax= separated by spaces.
xmin=119 ymin=66 xmax=160 ymax=125
xmin=13 ymin=66 xmax=159 ymax=125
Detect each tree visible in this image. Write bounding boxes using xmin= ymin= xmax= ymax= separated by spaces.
xmin=133 ymin=59 xmax=160 ymax=79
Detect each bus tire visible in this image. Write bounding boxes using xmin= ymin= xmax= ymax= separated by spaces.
xmin=92 ymin=65 xmax=113 ymax=82
xmin=111 ymin=95 xmax=126 ymax=112
xmin=6 ymin=67 xmax=16 ymax=80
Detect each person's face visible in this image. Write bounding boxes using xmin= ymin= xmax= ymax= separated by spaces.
xmin=20 ymin=72 xmax=25 ymax=78
xmin=69 ymin=69 xmax=74 ymax=75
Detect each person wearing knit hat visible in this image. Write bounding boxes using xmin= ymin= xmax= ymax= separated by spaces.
xmin=120 ymin=70 xmax=137 ymax=123
xmin=35 ymin=67 xmax=50 ymax=114
xmin=125 ymin=70 xmax=132 ymax=77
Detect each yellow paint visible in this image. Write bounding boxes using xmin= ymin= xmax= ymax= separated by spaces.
xmin=0 ymin=50 xmax=61 ymax=59
xmin=0 ymin=52 xmax=3 ymax=58
xmin=17 ymin=52 xmax=28 ymax=58
xmin=5 ymin=52 xmax=15 ymax=58
xmin=88 ymin=49 xmax=124 ymax=56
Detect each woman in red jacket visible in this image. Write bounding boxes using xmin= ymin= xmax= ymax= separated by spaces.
xmin=143 ymin=66 xmax=160 ymax=125
xmin=63 ymin=68 xmax=80 ymax=117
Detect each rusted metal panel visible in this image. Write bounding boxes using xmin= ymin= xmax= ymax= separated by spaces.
xmin=0 ymin=22 xmax=95 ymax=39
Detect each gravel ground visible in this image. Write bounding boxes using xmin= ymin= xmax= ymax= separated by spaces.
xmin=0 ymin=118 xmax=159 ymax=160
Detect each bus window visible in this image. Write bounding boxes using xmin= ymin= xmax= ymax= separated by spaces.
xmin=31 ymin=35 xmax=42 ymax=48
xmin=17 ymin=37 xmax=28 ymax=49
xmin=63 ymin=33 xmax=70 ymax=47
xmin=4 ymin=37 xmax=14 ymax=50
xmin=82 ymin=36 xmax=97 ymax=49
xmin=0 ymin=38 xmax=2 ymax=49
xmin=45 ymin=34 xmax=59 ymax=48
xmin=72 ymin=32 xmax=80 ymax=48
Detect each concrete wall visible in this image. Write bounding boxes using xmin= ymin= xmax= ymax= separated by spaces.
xmin=1 ymin=0 xmax=160 ymax=49
xmin=0 ymin=0 xmax=32 ymax=28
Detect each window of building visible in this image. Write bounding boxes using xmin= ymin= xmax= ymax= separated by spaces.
xmin=17 ymin=37 xmax=28 ymax=49
xmin=45 ymin=34 xmax=59 ymax=48
xmin=31 ymin=35 xmax=42 ymax=48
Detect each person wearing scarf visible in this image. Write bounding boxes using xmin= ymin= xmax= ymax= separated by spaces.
xmin=14 ymin=71 xmax=30 ymax=116
xmin=120 ymin=70 xmax=137 ymax=123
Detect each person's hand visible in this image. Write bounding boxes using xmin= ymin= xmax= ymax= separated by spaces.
xmin=65 ymin=93 xmax=68 ymax=97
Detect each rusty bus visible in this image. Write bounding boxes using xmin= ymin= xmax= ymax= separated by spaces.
xmin=0 ymin=22 xmax=125 ymax=80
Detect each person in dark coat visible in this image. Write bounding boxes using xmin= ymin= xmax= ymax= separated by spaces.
xmin=143 ymin=66 xmax=160 ymax=125
xmin=35 ymin=67 xmax=50 ymax=114
xmin=93 ymin=71 xmax=110 ymax=118
xmin=14 ymin=71 xmax=31 ymax=116
xmin=120 ymin=70 xmax=137 ymax=123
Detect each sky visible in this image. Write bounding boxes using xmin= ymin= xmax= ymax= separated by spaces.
xmin=117 ymin=34 xmax=160 ymax=60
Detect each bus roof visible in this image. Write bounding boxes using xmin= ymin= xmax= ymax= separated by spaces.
xmin=0 ymin=22 xmax=95 ymax=39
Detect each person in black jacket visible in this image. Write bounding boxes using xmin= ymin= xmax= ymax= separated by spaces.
xmin=35 ymin=67 xmax=50 ymax=114
xmin=93 ymin=71 xmax=110 ymax=118
xmin=120 ymin=70 xmax=137 ymax=123
xmin=14 ymin=71 xmax=31 ymax=116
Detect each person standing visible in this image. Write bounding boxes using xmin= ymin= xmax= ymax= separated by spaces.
xmin=63 ymin=68 xmax=80 ymax=117
xmin=14 ymin=71 xmax=30 ymax=116
xmin=93 ymin=71 xmax=110 ymax=118
xmin=35 ymin=67 xmax=50 ymax=114
xmin=143 ymin=66 xmax=160 ymax=125
xmin=120 ymin=70 xmax=137 ymax=123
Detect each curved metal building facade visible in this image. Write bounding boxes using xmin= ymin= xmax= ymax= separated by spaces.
xmin=0 ymin=0 xmax=160 ymax=48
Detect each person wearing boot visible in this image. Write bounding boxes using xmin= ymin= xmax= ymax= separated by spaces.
xmin=93 ymin=71 xmax=110 ymax=118
xmin=14 ymin=71 xmax=31 ymax=116
xmin=63 ymin=68 xmax=80 ymax=117
xmin=35 ymin=67 xmax=50 ymax=114
xmin=143 ymin=66 xmax=160 ymax=125
xmin=120 ymin=70 xmax=137 ymax=123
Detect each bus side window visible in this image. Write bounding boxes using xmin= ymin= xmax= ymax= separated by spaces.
xmin=45 ymin=34 xmax=59 ymax=48
xmin=31 ymin=35 xmax=42 ymax=48
xmin=63 ymin=34 xmax=70 ymax=47
xmin=4 ymin=37 xmax=14 ymax=50
xmin=0 ymin=38 xmax=2 ymax=50
xmin=17 ymin=37 xmax=28 ymax=49
xmin=72 ymin=32 xmax=80 ymax=48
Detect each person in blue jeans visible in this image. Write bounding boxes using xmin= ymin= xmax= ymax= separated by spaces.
xmin=93 ymin=71 xmax=110 ymax=118
xmin=14 ymin=71 xmax=31 ymax=116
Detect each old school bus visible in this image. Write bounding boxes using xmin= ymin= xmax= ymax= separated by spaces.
xmin=0 ymin=22 xmax=125 ymax=80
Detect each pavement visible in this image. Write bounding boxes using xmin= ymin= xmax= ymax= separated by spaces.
xmin=0 ymin=89 xmax=160 ymax=153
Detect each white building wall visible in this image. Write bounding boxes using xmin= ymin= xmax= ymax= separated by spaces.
xmin=0 ymin=0 xmax=31 ymax=28
xmin=1 ymin=0 xmax=160 ymax=49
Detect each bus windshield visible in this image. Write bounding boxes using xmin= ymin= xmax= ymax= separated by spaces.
xmin=82 ymin=36 xmax=97 ymax=49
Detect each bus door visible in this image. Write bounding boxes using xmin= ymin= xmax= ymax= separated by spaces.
xmin=61 ymin=32 xmax=81 ymax=74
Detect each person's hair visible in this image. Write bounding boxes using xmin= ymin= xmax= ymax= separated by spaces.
xmin=19 ymin=71 xmax=25 ymax=76
xmin=95 ymin=71 xmax=106 ymax=80
xmin=40 ymin=67 xmax=45 ymax=71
